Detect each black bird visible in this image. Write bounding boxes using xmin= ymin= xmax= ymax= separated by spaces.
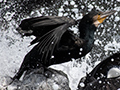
xmin=13 ymin=10 xmax=115 ymax=80
xmin=78 ymin=52 xmax=120 ymax=90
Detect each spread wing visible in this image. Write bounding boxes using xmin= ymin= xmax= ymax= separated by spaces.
xmin=17 ymin=16 xmax=77 ymax=61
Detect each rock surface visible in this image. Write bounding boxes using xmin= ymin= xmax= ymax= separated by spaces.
xmin=5 ymin=67 xmax=70 ymax=90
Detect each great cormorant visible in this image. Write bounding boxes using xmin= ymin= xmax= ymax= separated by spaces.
xmin=13 ymin=10 xmax=115 ymax=80
xmin=78 ymin=52 xmax=120 ymax=90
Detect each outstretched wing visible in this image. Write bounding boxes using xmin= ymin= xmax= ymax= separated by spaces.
xmin=17 ymin=16 xmax=76 ymax=61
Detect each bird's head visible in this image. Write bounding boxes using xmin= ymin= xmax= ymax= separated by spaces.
xmin=90 ymin=9 xmax=116 ymax=27
xmin=80 ymin=10 xmax=116 ymax=27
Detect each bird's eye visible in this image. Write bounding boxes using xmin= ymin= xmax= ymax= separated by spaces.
xmin=98 ymin=13 xmax=101 ymax=15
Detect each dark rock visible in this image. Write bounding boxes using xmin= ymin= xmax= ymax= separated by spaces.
xmin=17 ymin=67 xmax=70 ymax=90
xmin=78 ymin=52 xmax=120 ymax=90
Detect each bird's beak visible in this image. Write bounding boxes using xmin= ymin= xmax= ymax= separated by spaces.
xmin=100 ymin=10 xmax=116 ymax=18
xmin=93 ymin=10 xmax=116 ymax=27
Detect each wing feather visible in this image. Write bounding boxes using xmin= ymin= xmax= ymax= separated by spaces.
xmin=36 ymin=24 xmax=69 ymax=62
xmin=18 ymin=16 xmax=76 ymax=62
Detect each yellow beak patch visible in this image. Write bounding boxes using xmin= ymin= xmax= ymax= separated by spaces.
xmin=93 ymin=15 xmax=108 ymax=27
xmin=97 ymin=15 xmax=107 ymax=24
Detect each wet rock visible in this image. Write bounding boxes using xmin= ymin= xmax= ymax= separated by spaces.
xmin=78 ymin=52 xmax=120 ymax=90
xmin=18 ymin=67 xmax=70 ymax=90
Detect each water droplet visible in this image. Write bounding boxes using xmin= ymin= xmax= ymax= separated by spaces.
xmin=80 ymin=82 xmax=85 ymax=87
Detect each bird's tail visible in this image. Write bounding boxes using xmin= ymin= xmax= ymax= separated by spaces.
xmin=12 ymin=65 xmax=26 ymax=81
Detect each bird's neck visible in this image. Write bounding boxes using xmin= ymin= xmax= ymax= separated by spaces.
xmin=79 ymin=24 xmax=97 ymax=55
xmin=79 ymin=24 xmax=96 ymax=40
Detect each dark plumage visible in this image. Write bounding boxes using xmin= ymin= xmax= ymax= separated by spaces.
xmin=78 ymin=52 xmax=120 ymax=90
xmin=13 ymin=10 xmax=115 ymax=80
